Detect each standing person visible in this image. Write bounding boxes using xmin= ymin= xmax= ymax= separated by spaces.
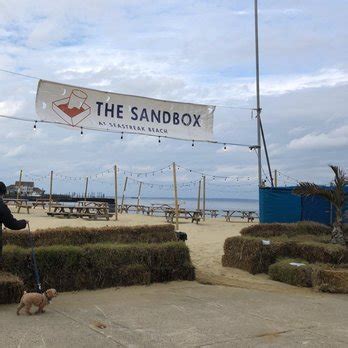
xmin=0 ymin=182 xmax=27 ymax=262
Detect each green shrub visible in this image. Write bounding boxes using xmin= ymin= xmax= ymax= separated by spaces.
xmin=268 ymin=259 xmax=313 ymax=287
xmin=240 ymin=222 xmax=331 ymax=238
xmin=0 ymin=272 xmax=24 ymax=304
xmin=3 ymin=225 xmax=176 ymax=247
xmin=2 ymin=242 xmax=195 ymax=291
xmin=312 ymin=265 xmax=348 ymax=293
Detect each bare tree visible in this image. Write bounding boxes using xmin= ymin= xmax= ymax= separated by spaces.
xmin=293 ymin=165 xmax=346 ymax=245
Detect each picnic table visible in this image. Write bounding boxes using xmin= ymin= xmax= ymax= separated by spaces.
xmin=4 ymin=199 xmax=32 ymax=214
xmin=142 ymin=204 xmax=175 ymax=216
xmin=165 ymin=208 xmax=202 ymax=224
xmin=77 ymin=201 xmax=110 ymax=210
xmin=118 ymin=204 xmax=145 ymax=214
xmin=223 ymin=210 xmax=258 ymax=222
xmin=47 ymin=204 xmax=112 ymax=220
xmin=32 ymin=198 xmax=55 ymax=209
xmin=204 ymin=209 xmax=219 ymax=218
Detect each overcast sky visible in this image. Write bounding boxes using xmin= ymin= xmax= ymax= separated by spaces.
xmin=0 ymin=0 xmax=347 ymax=199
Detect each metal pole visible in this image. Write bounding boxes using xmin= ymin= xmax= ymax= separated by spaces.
xmin=121 ymin=176 xmax=128 ymax=213
xmin=197 ymin=180 xmax=201 ymax=211
xmin=260 ymin=118 xmax=274 ymax=187
xmin=172 ymin=162 xmax=179 ymax=231
xmin=202 ymin=176 xmax=206 ymax=221
xmin=136 ymin=181 xmax=143 ymax=213
xmin=274 ymin=169 xmax=278 ymax=187
xmin=114 ymin=165 xmax=118 ymax=221
xmin=49 ymin=171 xmax=53 ymax=212
xmin=17 ymin=169 xmax=23 ymax=199
xmin=254 ymin=0 xmax=262 ymax=187
xmin=84 ymin=177 xmax=89 ymax=202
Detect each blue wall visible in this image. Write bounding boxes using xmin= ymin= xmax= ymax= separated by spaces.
xmin=259 ymin=187 xmax=348 ymax=225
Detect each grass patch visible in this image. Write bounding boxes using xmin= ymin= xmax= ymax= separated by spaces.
xmin=0 ymin=272 xmax=24 ymax=304
xmin=3 ymin=225 xmax=177 ymax=247
xmin=2 ymin=242 xmax=195 ymax=291
xmin=268 ymin=259 xmax=313 ymax=287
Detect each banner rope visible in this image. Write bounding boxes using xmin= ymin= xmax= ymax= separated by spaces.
xmin=0 ymin=113 xmax=257 ymax=149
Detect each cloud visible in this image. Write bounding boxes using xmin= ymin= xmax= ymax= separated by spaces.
xmin=4 ymin=145 xmax=26 ymax=158
xmin=0 ymin=0 xmax=346 ymax=197
xmin=288 ymin=125 xmax=348 ymax=150
xmin=0 ymin=100 xmax=24 ymax=115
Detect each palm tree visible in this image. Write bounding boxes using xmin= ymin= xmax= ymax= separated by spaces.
xmin=293 ymin=165 xmax=346 ymax=245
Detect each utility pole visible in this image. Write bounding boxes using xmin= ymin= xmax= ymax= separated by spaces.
xmin=254 ymin=0 xmax=262 ymax=187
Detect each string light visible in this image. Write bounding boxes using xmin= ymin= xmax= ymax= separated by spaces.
xmin=192 ymin=140 xmax=195 ymax=147
xmin=39 ymin=162 xmax=258 ymax=184
xmin=121 ymin=132 xmax=123 ymax=140
xmin=80 ymin=127 xmax=83 ymax=136
xmin=33 ymin=121 xmax=37 ymax=131
xmin=158 ymin=136 xmax=161 ymax=143
xmin=223 ymin=143 xmax=227 ymax=151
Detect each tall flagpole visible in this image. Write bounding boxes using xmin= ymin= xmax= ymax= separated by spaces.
xmin=254 ymin=0 xmax=262 ymax=187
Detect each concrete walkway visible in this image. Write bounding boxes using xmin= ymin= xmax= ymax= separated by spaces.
xmin=0 ymin=281 xmax=347 ymax=347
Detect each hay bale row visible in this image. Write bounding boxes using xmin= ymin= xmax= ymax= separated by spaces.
xmin=2 ymin=242 xmax=195 ymax=291
xmin=312 ymin=266 xmax=348 ymax=294
xmin=240 ymin=221 xmax=331 ymax=238
xmin=222 ymin=236 xmax=348 ymax=274
xmin=3 ymin=224 xmax=177 ymax=247
xmin=0 ymin=272 xmax=24 ymax=304
xmin=286 ymin=241 xmax=348 ymax=264
xmin=222 ymin=236 xmax=287 ymax=274
xmin=269 ymin=259 xmax=348 ymax=293
xmin=268 ymin=259 xmax=313 ymax=287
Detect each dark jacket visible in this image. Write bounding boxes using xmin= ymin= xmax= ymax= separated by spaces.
xmin=0 ymin=197 xmax=26 ymax=258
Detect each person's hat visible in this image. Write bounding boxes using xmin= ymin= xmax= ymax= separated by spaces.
xmin=0 ymin=182 xmax=7 ymax=195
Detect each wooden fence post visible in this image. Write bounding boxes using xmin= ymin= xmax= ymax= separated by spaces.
xmin=172 ymin=162 xmax=179 ymax=231
xmin=114 ymin=165 xmax=118 ymax=221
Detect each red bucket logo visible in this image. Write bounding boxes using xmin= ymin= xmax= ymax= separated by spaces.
xmin=52 ymin=89 xmax=91 ymax=126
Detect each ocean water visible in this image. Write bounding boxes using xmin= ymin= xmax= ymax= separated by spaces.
xmin=123 ymin=197 xmax=259 ymax=213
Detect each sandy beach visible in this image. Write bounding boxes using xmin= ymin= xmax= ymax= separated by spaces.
xmin=10 ymin=207 xmax=307 ymax=293
xmin=2 ymin=208 xmax=347 ymax=347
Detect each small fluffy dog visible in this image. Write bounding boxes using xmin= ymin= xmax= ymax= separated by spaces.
xmin=17 ymin=289 xmax=58 ymax=315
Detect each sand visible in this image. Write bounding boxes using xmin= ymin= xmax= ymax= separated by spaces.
xmin=9 ymin=207 xmax=306 ymax=293
xmin=3 ymin=208 xmax=347 ymax=347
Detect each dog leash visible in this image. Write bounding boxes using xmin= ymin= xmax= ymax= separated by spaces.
xmin=27 ymin=222 xmax=42 ymax=293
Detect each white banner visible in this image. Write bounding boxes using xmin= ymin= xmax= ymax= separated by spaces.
xmin=35 ymin=80 xmax=215 ymax=141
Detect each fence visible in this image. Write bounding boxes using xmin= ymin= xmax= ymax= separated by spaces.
xmin=259 ymin=187 xmax=348 ymax=225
